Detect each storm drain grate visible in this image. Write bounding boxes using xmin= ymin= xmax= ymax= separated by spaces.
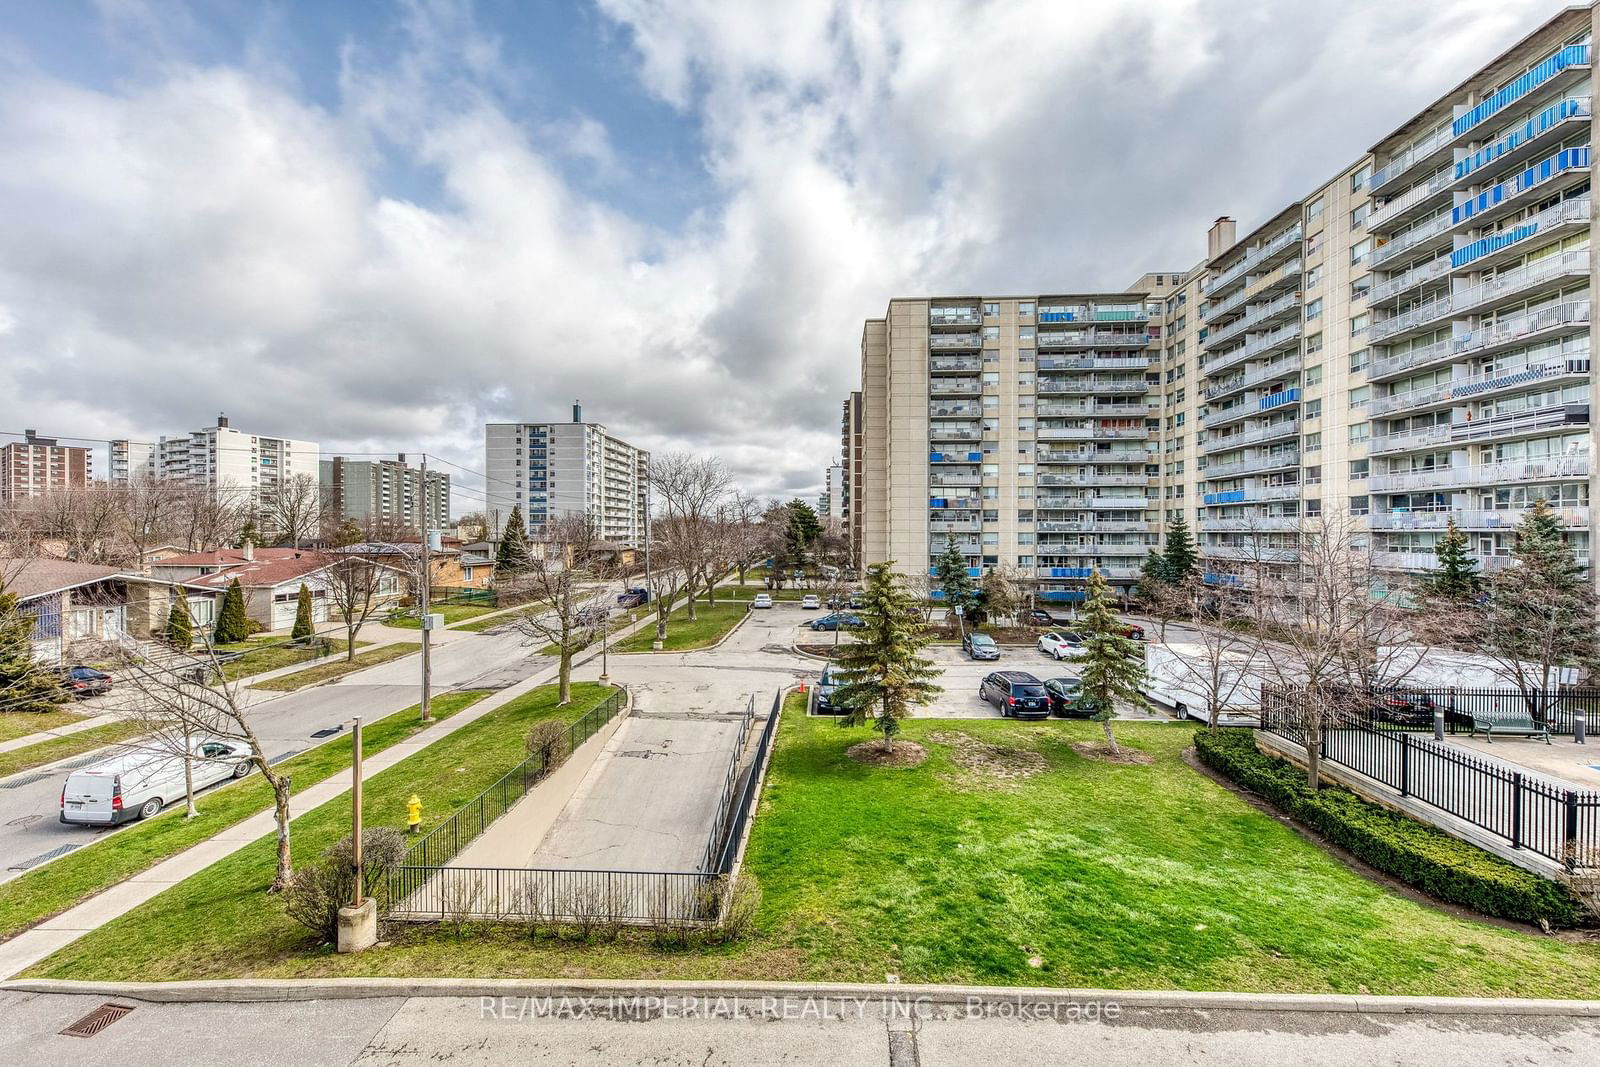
xmin=309 ymin=727 xmax=343 ymax=738
xmin=56 ymin=753 xmax=111 ymax=771
xmin=0 ymin=771 xmax=52 ymax=790
xmin=9 ymin=842 xmax=81 ymax=871
xmin=268 ymin=749 xmax=302 ymax=766
xmin=60 ymin=1003 xmax=134 ymax=1038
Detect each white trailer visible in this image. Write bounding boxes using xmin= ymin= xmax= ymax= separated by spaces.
xmin=1141 ymin=643 xmax=1271 ymax=725
xmin=1375 ymin=647 xmax=1579 ymax=691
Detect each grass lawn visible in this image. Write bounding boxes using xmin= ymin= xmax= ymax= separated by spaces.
xmin=214 ymin=637 xmax=369 ymax=681
xmin=0 ymin=709 xmax=85 ymax=744
xmin=383 ymin=603 xmax=499 ymax=629
xmin=613 ymin=599 xmax=750 ymax=653
xmin=34 ymin=694 xmax=1600 ymax=995
xmin=250 ymin=642 xmax=420 ymax=692
xmin=0 ymin=719 xmax=150 ymax=780
xmin=28 ymin=683 xmax=618 ymax=981
xmin=0 ymin=690 xmax=490 ymax=944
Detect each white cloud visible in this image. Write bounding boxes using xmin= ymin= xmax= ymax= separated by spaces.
xmin=0 ymin=0 xmax=1570 ymax=507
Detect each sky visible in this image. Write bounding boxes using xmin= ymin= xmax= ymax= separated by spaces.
xmin=0 ymin=0 xmax=1574 ymax=515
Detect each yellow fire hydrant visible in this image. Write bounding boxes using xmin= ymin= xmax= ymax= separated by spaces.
xmin=407 ymin=794 xmax=422 ymax=833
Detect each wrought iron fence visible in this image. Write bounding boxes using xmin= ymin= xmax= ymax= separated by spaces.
xmin=387 ymin=865 xmax=718 ymax=925
xmin=699 ymin=697 xmax=756 ymax=871
xmin=1355 ymin=685 xmax=1600 ymax=737
xmin=1261 ymin=685 xmax=1600 ymax=868
xmin=710 ymin=690 xmax=783 ymax=875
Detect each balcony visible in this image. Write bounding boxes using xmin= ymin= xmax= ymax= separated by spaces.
xmin=1368 ymin=454 xmax=1591 ymax=492
xmin=929 ymin=518 xmax=981 ymax=533
xmin=1037 ymin=354 xmax=1151 ymax=371
xmin=1452 ymin=196 xmax=1592 ymax=271
xmin=1370 ymin=506 xmax=1590 ymax=531
xmin=929 ymin=355 xmax=982 ymax=372
xmin=930 ymin=307 xmax=981 ymax=327
xmin=1448 ymin=402 xmax=1588 ymax=444
xmin=1366 ymin=255 xmax=1451 ymax=307
xmin=1036 ymin=378 xmax=1149 ymax=396
xmin=1036 ymin=425 xmax=1152 ymax=441
xmin=1035 ymin=401 xmax=1157 ymax=417
xmin=929 ymin=473 xmax=982 ymax=487
xmin=1199 ymin=517 xmax=1302 ymax=533
xmin=1369 ymin=353 xmax=1589 ymax=417
xmin=1200 ymin=544 xmax=1301 ymax=564
xmin=1203 ymin=484 xmax=1304 ymax=505
xmin=1451 ymin=43 xmax=1590 ymax=141
xmin=1204 ymin=355 xmax=1302 ymax=402
xmin=1369 ymin=165 xmax=1455 ymax=232
xmin=1200 ymin=321 xmax=1303 ymax=377
xmin=1451 ymin=151 xmax=1590 ymax=237
xmin=929 ymin=401 xmax=983 ymax=417
xmin=1204 ymin=418 xmax=1302 ymax=454
xmin=1204 ymin=224 xmax=1303 ymax=298
xmin=929 ymin=332 xmax=982 ymax=350
xmin=1201 ymin=291 xmax=1303 ymax=350
xmin=1036 ymin=329 xmax=1154 ymax=349
xmin=1367 ymin=422 xmax=1454 ymax=456
xmin=928 ymin=380 xmax=981 ymax=396
xmin=1037 ymin=473 xmax=1153 ymax=487
xmin=929 ymin=448 xmax=983 ymax=463
xmin=1368 ymin=209 xmax=1453 ymax=270
xmin=1371 ymin=125 xmax=1455 ymax=194
xmin=1367 ymin=293 xmax=1454 ymax=345
xmin=1203 ymin=450 xmax=1301 ymax=479
xmin=1085 ymin=495 xmax=1154 ymax=509
xmin=928 ymin=425 xmax=982 ymax=441
xmin=1367 ymin=299 xmax=1590 ymax=381
xmin=1456 ymin=96 xmax=1591 ymax=183
xmin=1449 ymin=248 xmax=1591 ymax=317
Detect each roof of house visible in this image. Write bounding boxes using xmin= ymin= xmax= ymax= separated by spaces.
xmin=0 ymin=558 xmax=139 ymax=602
xmin=148 ymin=547 xmax=307 ymax=568
xmin=330 ymin=542 xmax=460 ymax=559
xmin=177 ymin=554 xmax=334 ymax=591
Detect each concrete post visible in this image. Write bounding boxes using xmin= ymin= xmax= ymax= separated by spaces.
xmin=336 ymin=897 xmax=377 ymax=953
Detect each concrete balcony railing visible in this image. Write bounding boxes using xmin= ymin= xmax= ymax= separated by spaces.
xmin=1369 ymin=352 xmax=1590 ymax=416
xmin=1200 ymin=321 xmax=1302 ymax=378
xmin=1199 ymin=517 xmax=1302 ymax=533
xmin=1203 ymin=450 xmax=1301 ymax=480
xmin=1368 ymin=208 xmax=1453 ymax=270
xmin=1367 ymin=423 xmax=1454 ymax=456
xmin=1366 ymin=255 xmax=1450 ymax=306
xmin=1370 ymin=125 xmax=1454 ymax=194
xmin=1202 ymin=291 xmax=1303 ymax=350
xmin=1204 ymin=355 xmax=1302 ymax=401
xmin=1036 ymin=330 xmax=1154 ymax=349
xmin=1205 ymin=418 xmax=1301 ymax=454
xmin=1369 ymin=506 xmax=1590 ymax=531
xmin=1367 ymin=454 xmax=1591 ymax=493
xmin=929 ymin=333 xmax=982 ymax=349
xmin=1204 ymin=224 xmax=1303 ymax=296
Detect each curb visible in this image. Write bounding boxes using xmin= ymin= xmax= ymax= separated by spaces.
xmin=5 ymin=976 xmax=1600 ymax=1016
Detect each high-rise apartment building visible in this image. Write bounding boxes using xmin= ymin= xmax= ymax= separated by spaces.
xmin=321 ymin=455 xmax=450 ymax=532
xmin=822 ymin=464 xmax=845 ymax=521
xmin=0 ymin=430 xmax=91 ymax=501
xmin=484 ymin=403 xmax=650 ymax=546
xmin=109 ymin=416 xmax=320 ymax=514
xmin=854 ymin=4 xmax=1596 ymax=597
xmin=842 ymin=391 xmax=864 ymax=565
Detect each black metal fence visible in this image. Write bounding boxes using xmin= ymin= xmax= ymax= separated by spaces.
xmin=699 ymin=697 xmax=756 ymax=871
xmin=387 ymin=865 xmax=717 ymax=925
xmin=401 ymin=688 xmax=628 ymax=870
xmin=429 ymin=586 xmax=497 ymax=606
xmin=1261 ymin=685 xmax=1600 ymax=868
xmin=709 ymin=690 xmax=783 ymax=875
xmin=1355 ymin=686 xmax=1600 ymax=737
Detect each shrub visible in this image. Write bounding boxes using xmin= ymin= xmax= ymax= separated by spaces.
xmin=526 ymin=720 xmax=571 ymax=772
xmin=1194 ymin=729 xmax=1584 ymax=928
xmin=283 ymin=828 xmax=409 ymax=944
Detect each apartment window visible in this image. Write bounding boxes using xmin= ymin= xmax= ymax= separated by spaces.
xmin=1017 ymin=486 xmax=1034 ymax=498
xmin=1303 ymin=432 xmax=1322 ymax=452
xmin=1017 ymin=532 xmax=1035 ymax=545
xmin=1018 ymin=302 xmax=1034 ymax=316
xmin=1017 ymin=463 xmax=1034 ymax=475
xmin=1350 ymin=275 xmax=1371 ymax=299
xmin=1350 ymin=238 xmax=1372 ymax=266
xmin=1166 ymin=298 xmax=1177 ymax=314
xmin=981 ymin=464 xmax=999 ymax=477
xmin=1018 ymin=510 xmax=1033 ymax=523
xmin=983 ymin=302 xmax=999 ymax=317
xmin=1175 ymin=315 xmax=1187 ymax=332
xmin=1306 ymin=231 xmax=1323 ymax=255
xmin=1350 ymin=163 xmax=1372 ymax=192
xmin=1018 ymin=349 xmax=1034 ymax=363
xmin=1304 ymin=398 xmax=1322 ymax=419
xmin=1305 ymin=364 xmax=1323 ymax=387
xmin=1350 ymin=202 xmax=1369 ymax=229
xmin=1349 ymin=348 xmax=1370 ymax=372
xmin=1016 ymin=418 xmax=1034 ymax=432
xmin=1305 ymin=498 xmax=1322 ymax=517
xmin=1304 ymin=331 xmax=1323 ymax=356
xmin=1017 ymin=555 xmax=1034 ymax=567
xmin=1019 ymin=326 xmax=1035 ymax=340
xmin=981 ymin=371 xmax=1000 ymax=384
xmin=982 ymin=509 xmax=999 ymax=522
xmin=1350 ymin=312 xmax=1369 ymax=336
xmin=1349 ymin=459 xmax=1368 ymax=480
xmin=1304 ymin=266 xmax=1321 ymax=290
xmin=1018 ymin=373 xmax=1033 ymax=387
xmin=982 ymin=532 xmax=999 ymax=545
xmin=1305 ymin=298 xmax=1323 ymax=320
xmin=982 ymin=326 xmax=999 ymax=340
xmin=1348 ymin=423 xmax=1370 ymax=443
xmin=1304 ymin=464 xmax=1322 ymax=484
xmin=1306 ymin=195 xmax=1325 ymax=220
xmin=1348 ymin=385 xmax=1369 ymax=409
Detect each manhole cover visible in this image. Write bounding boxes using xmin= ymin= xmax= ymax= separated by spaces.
xmin=60 ymin=1003 xmax=134 ymax=1038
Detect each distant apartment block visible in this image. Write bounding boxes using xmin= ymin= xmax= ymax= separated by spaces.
xmin=109 ymin=415 xmax=320 ymax=514
xmin=823 ymin=463 xmax=846 ymax=521
xmin=321 ymin=455 xmax=449 ymax=532
xmin=0 ymin=430 xmax=91 ymax=501
xmin=108 ymin=439 xmax=155 ymax=483
xmin=485 ymin=403 xmax=650 ymax=546
xmin=842 ymin=391 xmax=863 ymax=565
xmin=852 ymin=2 xmax=1599 ymax=596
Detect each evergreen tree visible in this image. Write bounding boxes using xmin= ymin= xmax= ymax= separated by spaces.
xmin=237 ymin=520 xmax=260 ymax=550
xmin=933 ymin=535 xmax=976 ymax=623
xmin=214 ymin=578 xmax=250 ymax=644
xmin=0 ymin=592 xmax=64 ymax=713
xmin=1160 ymin=516 xmax=1199 ymax=582
xmin=330 ymin=518 xmax=364 ymax=548
xmin=1421 ymin=518 xmax=1481 ymax=603
xmin=496 ymin=506 xmax=529 ymax=572
xmin=1481 ymin=499 xmax=1598 ymax=699
xmin=832 ymin=562 xmax=942 ymax=752
xmin=786 ymin=499 xmax=822 ymax=546
xmin=290 ymin=583 xmax=315 ymax=642
xmin=165 ymin=587 xmax=193 ymax=651
xmin=1135 ymin=550 xmax=1171 ymax=603
xmin=1509 ymin=498 xmax=1587 ymax=594
xmin=1078 ymin=570 xmax=1148 ymax=754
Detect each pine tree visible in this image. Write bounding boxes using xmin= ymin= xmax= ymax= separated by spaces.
xmin=290 ymin=583 xmax=315 ymax=642
xmin=786 ymin=499 xmax=822 ymax=546
xmin=165 ymin=587 xmax=193 ymax=651
xmin=1421 ymin=518 xmax=1481 ymax=603
xmin=330 ymin=518 xmax=364 ymax=548
xmin=1135 ymin=550 xmax=1171 ymax=602
xmin=0 ymin=592 xmax=64 ymax=713
xmin=237 ymin=521 xmax=260 ymax=550
xmin=933 ymin=535 xmax=976 ymax=622
xmin=1510 ymin=498 xmax=1587 ymax=594
xmin=214 ymin=578 xmax=250 ymax=644
xmin=1160 ymin=516 xmax=1199 ymax=582
xmin=497 ymin=506 xmax=529 ymax=572
xmin=1078 ymin=570 xmax=1148 ymax=754
xmin=832 ymin=562 xmax=943 ymax=752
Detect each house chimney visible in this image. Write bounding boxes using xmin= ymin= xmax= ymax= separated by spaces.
xmin=1206 ymin=216 xmax=1238 ymax=262
xmin=242 ymin=538 xmax=254 ymax=561
xmin=217 ymin=412 xmax=230 ymax=429
xmin=572 ymin=400 xmax=582 ymax=424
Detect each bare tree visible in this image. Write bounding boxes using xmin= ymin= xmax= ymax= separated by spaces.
xmin=20 ymin=486 xmax=125 ymax=563
xmin=649 ymin=451 xmax=732 ymax=621
xmin=115 ymin=475 xmax=183 ymax=568
xmin=1152 ymin=571 xmax=1267 ymax=728
xmin=172 ymin=485 xmax=251 ymax=552
xmin=322 ymin=552 xmax=400 ymax=660
xmin=265 ymin=473 xmax=327 ymax=549
xmin=514 ymin=516 xmax=611 ymax=705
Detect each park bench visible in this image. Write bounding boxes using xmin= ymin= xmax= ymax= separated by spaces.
xmin=1468 ymin=712 xmax=1551 ymax=744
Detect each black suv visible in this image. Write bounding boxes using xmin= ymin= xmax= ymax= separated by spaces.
xmin=979 ymin=671 xmax=1050 ymax=719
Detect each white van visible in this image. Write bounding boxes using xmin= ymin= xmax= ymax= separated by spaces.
xmin=60 ymin=737 xmax=253 ymax=826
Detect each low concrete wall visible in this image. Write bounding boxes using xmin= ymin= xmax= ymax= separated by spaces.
xmin=1254 ymin=730 xmax=1565 ymax=880
xmin=447 ymin=706 xmax=628 ymax=869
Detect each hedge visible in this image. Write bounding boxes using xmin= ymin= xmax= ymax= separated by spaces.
xmin=1194 ymin=729 xmax=1584 ymax=928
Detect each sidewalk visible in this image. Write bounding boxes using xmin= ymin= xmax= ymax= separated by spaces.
xmin=0 ymin=602 xmax=669 ymax=981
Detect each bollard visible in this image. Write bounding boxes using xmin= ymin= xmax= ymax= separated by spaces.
xmin=1577 ymin=714 xmax=1587 ymax=745
xmin=1433 ymin=707 xmax=1445 ymax=742
xmin=407 ymin=793 xmax=422 ymax=833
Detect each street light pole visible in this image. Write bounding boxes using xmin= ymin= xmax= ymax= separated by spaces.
xmin=350 ymin=715 xmax=364 ymax=908
xmin=419 ymin=456 xmax=433 ymax=724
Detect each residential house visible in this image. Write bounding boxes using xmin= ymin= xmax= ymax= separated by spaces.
xmin=148 ymin=545 xmax=403 ymax=632
xmin=0 ymin=558 xmax=213 ymax=663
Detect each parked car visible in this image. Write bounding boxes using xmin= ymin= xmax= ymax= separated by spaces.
xmin=52 ymin=665 xmax=112 ymax=699
xmin=1023 ymin=609 xmax=1062 ymax=627
xmin=979 ymin=671 xmax=1051 ymax=719
xmin=848 ymin=592 xmax=865 ymax=609
xmin=811 ymin=612 xmax=864 ymax=631
xmin=1037 ymin=630 xmax=1086 ymax=661
xmin=801 ymin=594 xmax=821 ymax=610
xmin=615 ymin=587 xmax=650 ymax=608
xmin=962 ymin=632 xmax=1000 ymax=660
xmin=575 ymin=605 xmax=611 ymax=626
xmin=1043 ymin=676 xmax=1102 ymax=718
xmin=60 ymin=737 xmax=252 ymax=825
xmin=815 ymin=663 xmax=846 ymax=714
xmin=751 ymin=593 xmax=774 ymax=609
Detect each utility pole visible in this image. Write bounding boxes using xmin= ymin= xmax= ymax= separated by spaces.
xmin=419 ymin=456 xmax=433 ymax=724
xmin=350 ymin=715 xmax=364 ymax=908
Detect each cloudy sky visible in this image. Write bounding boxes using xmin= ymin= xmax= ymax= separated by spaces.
xmin=0 ymin=0 xmax=1571 ymax=512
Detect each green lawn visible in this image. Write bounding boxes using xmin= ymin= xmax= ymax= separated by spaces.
xmin=215 ymin=637 xmax=369 ymax=681
xmin=0 ymin=720 xmax=150 ymax=780
xmin=383 ymin=603 xmax=499 ymax=629
xmin=0 ymin=709 xmax=85 ymax=744
xmin=28 ymin=683 xmax=618 ymax=980
xmin=0 ymin=691 xmax=489 ymax=944
xmin=614 ymin=599 xmax=751 ymax=653
xmin=453 ymin=613 xmax=518 ymax=633
xmin=250 ymin=642 xmax=420 ymax=692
